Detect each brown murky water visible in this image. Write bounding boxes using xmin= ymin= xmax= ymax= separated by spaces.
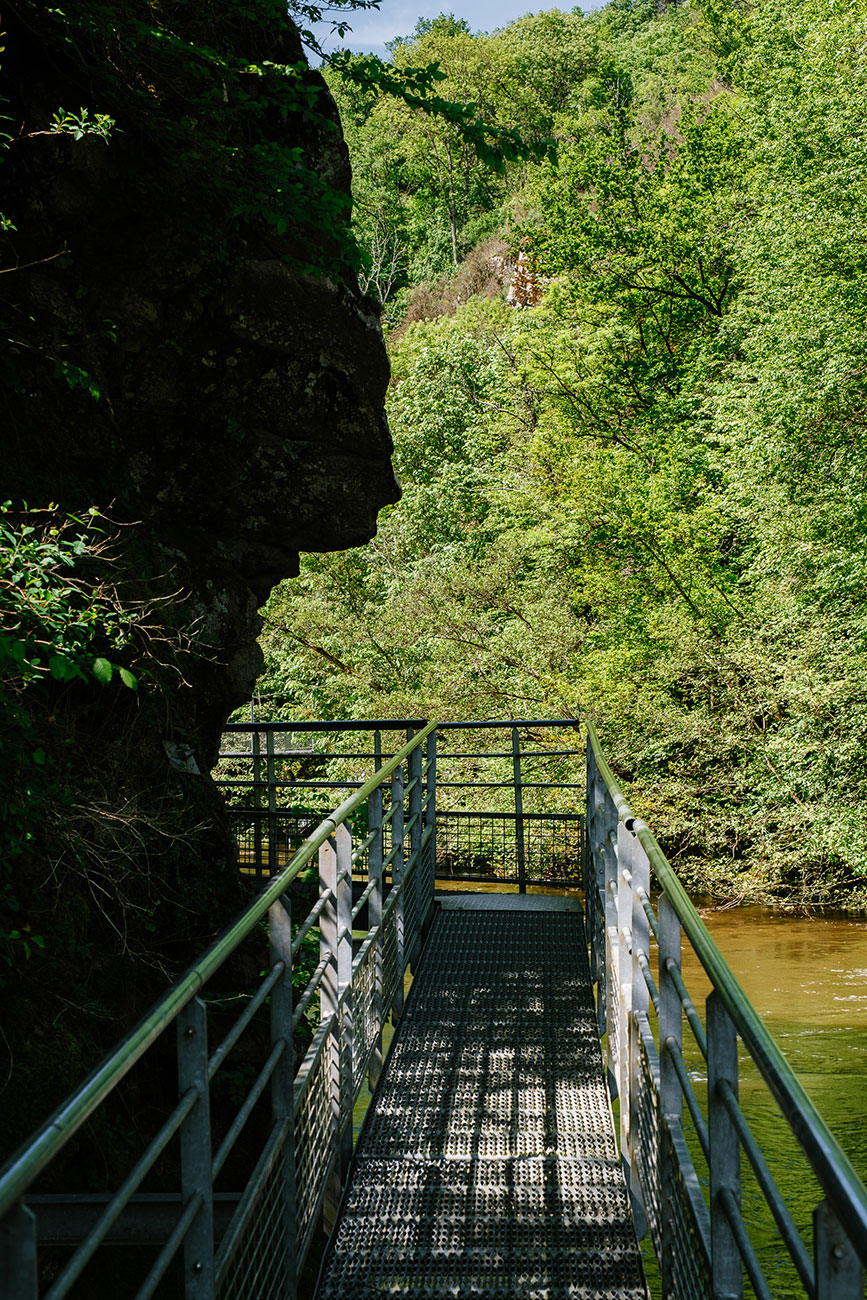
xmin=673 ymin=906 xmax=867 ymax=1298
xmin=681 ymin=906 xmax=867 ymax=1165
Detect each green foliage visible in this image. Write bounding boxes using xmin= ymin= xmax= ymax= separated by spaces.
xmin=0 ymin=504 xmax=141 ymax=693
xmin=0 ymin=505 xmax=159 ymax=973
xmin=260 ymin=0 xmax=867 ymax=909
xmin=326 ymin=15 xmax=561 ymax=306
xmin=48 ymin=107 xmax=115 ymax=141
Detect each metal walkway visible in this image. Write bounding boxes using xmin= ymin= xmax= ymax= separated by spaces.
xmin=316 ymin=895 xmax=649 ymax=1299
xmin=4 ymin=719 xmax=867 ymax=1299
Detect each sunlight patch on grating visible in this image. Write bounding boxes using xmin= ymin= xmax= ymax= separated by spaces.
xmin=316 ymin=905 xmax=649 ymax=1299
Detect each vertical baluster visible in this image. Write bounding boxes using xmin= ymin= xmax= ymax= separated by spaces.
xmin=176 ymin=997 xmax=214 ymax=1299
xmin=512 ymin=727 xmax=527 ymax=894
xmin=368 ymin=778 xmax=384 ymax=1091
xmin=320 ymin=825 xmax=353 ymax=1225
xmin=585 ymin=738 xmax=602 ymax=1016
xmin=617 ymin=819 xmax=634 ymax=1159
xmin=629 ymin=828 xmax=650 ymax=1240
xmin=390 ymin=765 xmax=405 ymax=1022
xmin=602 ymin=791 xmax=619 ymax=1093
xmin=266 ymin=729 xmax=277 ymax=875
xmin=269 ymin=898 xmax=297 ymax=1300
xmin=658 ymin=892 xmax=682 ymax=1299
xmin=319 ymin=828 xmax=338 ymax=1230
xmin=423 ymin=729 xmax=437 ymax=930
xmin=0 ymin=1203 xmax=38 ymax=1300
xmin=707 ymin=990 xmax=742 ymax=1300
xmin=814 ymin=1200 xmax=864 ymax=1299
xmin=252 ymin=728 xmax=263 ymax=877
xmin=408 ymin=737 xmax=423 ymax=967
xmin=335 ymin=825 xmax=354 ymax=1201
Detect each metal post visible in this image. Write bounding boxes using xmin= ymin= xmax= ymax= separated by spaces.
xmin=391 ymin=765 xmax=405 ymax=1022
xmin=512 ymin=727 xmax=527 ymax=893
xmin=320 ymin=826 xmax=354 ymax=1226
xmin=629 ymin=830 xmax=650 ymax=1241
xmin=658 ymin=892 xmax=682 ymax=1299
xmin=423 ymin=729 xmax=437 ymax=930
xmin=0 ymin=1204 xmax=38 ymax=1300
xmin=252 ymin=728 xmax=263 ymax=877
xmin=266 ymin=729 xmax=277 ymax=875
xmin=602 ymin=791 xmax=619 ymax=1091
xmin=707 ymin=990 xmax=742 ymax=1300
xmin=176 ymin=997 xmax=215 ymax=1300
xmin=814 ymin=1200 xmax=864 ymax=1299
xmin=617 ymin=819 xmax=633 ymax=1158
xmin=335 ymin=825 xmax=353 ymax=1191
xmin=269 ymin=898 xmax=297 ymax=1300
xmin=408 ymin=736 xmax=423 ymax=967
xmin=586 ymin=736 xmax=608 ymax=1036
xmin=584 ymin=739 xmax=595 ymax=943
xmin=320 ymin=830 xmax=338 ymax=1226
xmin=368 ymin=781 xmax=384 ymax=1091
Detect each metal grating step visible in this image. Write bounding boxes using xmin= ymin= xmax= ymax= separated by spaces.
xmin=435 ymin=893 xmax=584 ymax=912
xmin=317 ymin=1159 xmax=647 ymax=1299
xmin=316 ymin=905 xmax=649 ymax=1299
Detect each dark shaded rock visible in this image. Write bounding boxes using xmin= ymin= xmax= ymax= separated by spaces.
xmin=0 ymin=1 xmax=397 ymax=1162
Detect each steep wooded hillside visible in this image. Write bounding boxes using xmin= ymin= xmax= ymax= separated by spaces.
xmin=261 ymin=0 xmax=867 ymax=911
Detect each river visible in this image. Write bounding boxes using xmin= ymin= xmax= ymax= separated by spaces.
xmin=670 ymin=904 xmax=867 ymax=1299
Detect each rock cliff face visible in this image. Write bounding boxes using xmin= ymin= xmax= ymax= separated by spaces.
xmin=0 ymin=1 xmax=397 ymax=1154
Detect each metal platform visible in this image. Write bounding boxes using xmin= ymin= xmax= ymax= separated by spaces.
xmin=316 ymin=897 xmax=649 ymax=1299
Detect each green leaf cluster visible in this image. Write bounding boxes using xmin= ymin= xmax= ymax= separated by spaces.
xmin=0 ymin=504 xmax=139 ymax=693
xmin=0 ymin=505 xmax=148 ymax=971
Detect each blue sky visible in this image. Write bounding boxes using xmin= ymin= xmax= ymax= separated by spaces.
xmin=311 ymin=0 xmax=605 ymax=61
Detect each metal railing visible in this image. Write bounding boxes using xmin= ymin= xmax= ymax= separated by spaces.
xmin=4 ymin=712 xmax=865 ymax=1300
xmin=585 ymin=719 xmax=867 ymax=1299
xmin=216 ymin=718 xmax=584 ymax=890
xmin=0 ymin=723 xmax=436 ymax=1300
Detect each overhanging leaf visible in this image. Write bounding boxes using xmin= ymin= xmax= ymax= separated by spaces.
xmin=92 ymin=656 xmax=114 ymax=684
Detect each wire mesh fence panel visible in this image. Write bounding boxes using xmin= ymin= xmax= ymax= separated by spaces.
xmin=216 ymin=1125 xmax=293 ymax=1300
xmin=434 ymin=813 xmax=584 ymax=884
xmin=403 ymin=862 xmax=419 ymax=958
xmin=526 ymin=817 xmax=585 ymax=884
xmin=228 ymin=810 xmax=331 ymax=878
xmin=352 ymin=939 xmax=378 ymax=1095
xmin=293 ymin=1023 xmax=335 ymax=1262
xmin=635 ymin=1019 xmax=663 ymax=1263
xmin=665 ymin=1118 xmax=713 ymax=1299
xmin=434 ymin=813 xmax=515 ymax=881
xmin=381 ymin=898 xmax=400 ymax=1013
xmin=337 ymin=1002 xmax=354 ymax=1150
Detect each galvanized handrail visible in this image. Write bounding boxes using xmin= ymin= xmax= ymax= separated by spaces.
xmin=585 ymin=717 xmax=867 ymax=1298
xmin=0 ymin=720 xmax=436 ymax=1298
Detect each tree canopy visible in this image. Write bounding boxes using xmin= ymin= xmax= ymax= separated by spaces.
xmin=258 ymin=0 xmax=867 ymax=909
